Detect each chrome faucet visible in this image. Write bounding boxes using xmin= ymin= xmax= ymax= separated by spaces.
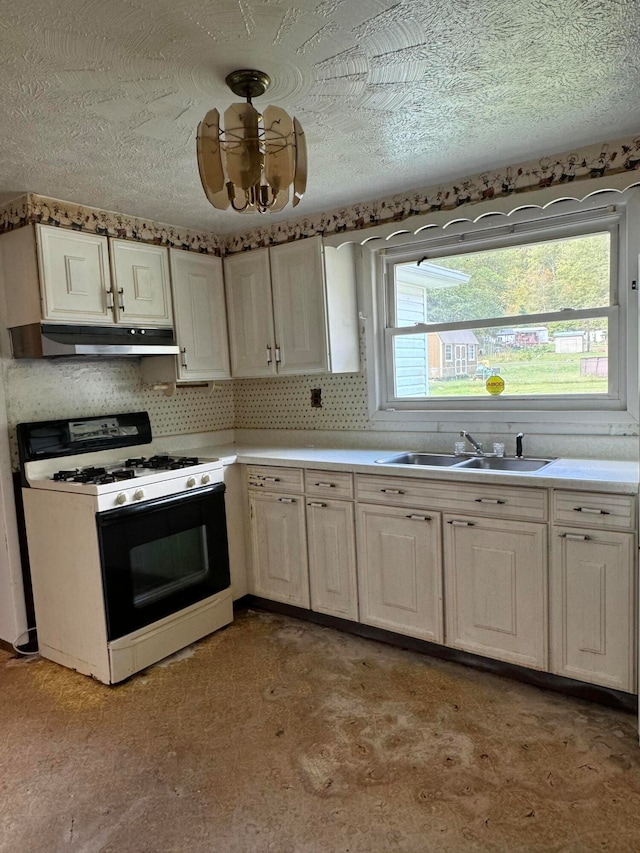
xmin=460 ymin=430 xmax=484 ymax=456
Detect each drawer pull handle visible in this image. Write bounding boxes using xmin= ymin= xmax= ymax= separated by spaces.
xmin=266 ymin=345 xmax=272 ymax=365
xmin=249 ymin=481 xmax=264 ymax=487
xmin=573 ymin=507 xmax=610 ymax=515
xmin=314 ymin=482 xmax=336 ymax=488
xmin=448 ymin=520 xmax=475 ymax=527
xmin=308 ymin=502 xmax=327 ymax=508
xmin=562 ymin=533 xmax=591 ymax=541
xmin=263 ymin=477 xmax=281 ymax=483
xmin=381 ymin=488 xmax=404 ymax=495
xmin=475 ymin=498 xmax=506 ymax=505
xmin=406 ymin=514 xmax=431 ymax=521
xmin=278 ymin=497 xmax=296 ymax=503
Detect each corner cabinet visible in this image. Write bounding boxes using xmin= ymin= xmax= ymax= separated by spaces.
xmin=141 ymin=249 xmax=231 ymax=384
xmin=224 ymin=236 xmax=359 ymax=378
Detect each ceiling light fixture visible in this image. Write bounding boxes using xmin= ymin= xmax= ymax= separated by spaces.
xmin=196 ymin=69 xmax=307 ymax=214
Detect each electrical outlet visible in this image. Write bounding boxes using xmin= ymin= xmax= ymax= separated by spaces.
xmin=311 ymin=388 xmax=322 ymax=408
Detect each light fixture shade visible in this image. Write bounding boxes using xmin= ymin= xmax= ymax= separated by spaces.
xmin=196 ymin=70 xmax=307 ymax=214
xmin=196 ymin=109 xmax=229 ymax=210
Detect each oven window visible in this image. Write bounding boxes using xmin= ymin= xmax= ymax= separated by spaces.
xmin=131 ymin=527 xmax=209 ymax=608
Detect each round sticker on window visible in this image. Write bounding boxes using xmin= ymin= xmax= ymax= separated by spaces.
xmin=486 ymin=376 xmax=505 ymax=395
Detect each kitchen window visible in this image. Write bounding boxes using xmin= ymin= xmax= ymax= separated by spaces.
xmin=374 ymin=202 xmax=635 ymax=420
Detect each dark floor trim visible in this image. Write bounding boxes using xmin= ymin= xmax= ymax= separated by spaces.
xmin=241 ymin=596 xmax=638 ymax=715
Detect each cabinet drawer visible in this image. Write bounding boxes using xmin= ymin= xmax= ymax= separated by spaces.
xmin=356 ymin=475 xmax=547 ymax=522
xmin=305 ymin=469 xmax=353 ymax=499
xmin=247 ymin=465 xmax=304 ymax=494
xmin=553 ymin=490 xmax=635 ymax=531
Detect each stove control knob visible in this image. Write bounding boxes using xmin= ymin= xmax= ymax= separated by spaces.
xmin=115 ymin=493 xmax=127 ymax=506
xmin=186 ymin=477 xmax=197 ymax=488
xmin=201 ymin=474 xmax=211 ymax=485
xmin=133 ymin=488 xmax=145 ymax=501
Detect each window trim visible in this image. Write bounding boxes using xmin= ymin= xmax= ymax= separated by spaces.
xmin=362 ymin=191 xmax=640 ymax=433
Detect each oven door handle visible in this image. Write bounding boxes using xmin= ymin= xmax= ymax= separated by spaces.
xmin=96 ymin=482 xmax=225 ymax=524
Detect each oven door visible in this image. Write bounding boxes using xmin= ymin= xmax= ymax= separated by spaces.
xmin=96 ymin=484 xmax=230 ymax=640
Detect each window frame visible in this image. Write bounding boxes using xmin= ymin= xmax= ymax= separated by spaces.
xmin=362 ymin=193 xmax=639 ymax=433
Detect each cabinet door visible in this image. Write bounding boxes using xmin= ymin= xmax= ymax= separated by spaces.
xmin=110 ymin=240 xmax=173 ymax=327
xmin=169 ymin=250 xmax=230 ymax=380
xmin=444 ymin=515 xmax=547 ymax=669
xmin=356 ymin=504 xmax=443 ymax=642
xmin=249 ymin=491 xmax=309 ymax=607
xmin=224 ymin=249 xmax=276 ymax=377
xmin=307 ymin=498 xmax=358 ymax=621
xmin=270 ymin=236 xmax=329 ymax=375
xmin=550 ymin=527 xmax=635 ymax=692
xmin=37 ymin=225 xmax=112 ymax=324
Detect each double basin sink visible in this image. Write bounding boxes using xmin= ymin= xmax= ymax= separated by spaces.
xmin=376 ymin=452 xmax=555 ymax=472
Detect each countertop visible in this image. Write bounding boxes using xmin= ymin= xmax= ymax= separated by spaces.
xmin=175 ymin=443 xmax=640 ymax=495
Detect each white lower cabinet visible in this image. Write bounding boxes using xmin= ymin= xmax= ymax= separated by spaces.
xmin=244 ymin=466 xmax=637 ymax=694
xmin=248 ymin=490 xmax=310 ymax=608
xmin=306 ymin=498 xmax=358 ymax=621
xmin=444 ymin=515 xmax=548 ymax=669
xmin=356 ymin=503 xmax=443 ymax=643
xmin=550 ymin=527 xmax=636 ymax=692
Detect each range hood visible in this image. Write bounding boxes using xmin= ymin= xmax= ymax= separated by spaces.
xmin=9 ymin=323 xmax=181 ymax=358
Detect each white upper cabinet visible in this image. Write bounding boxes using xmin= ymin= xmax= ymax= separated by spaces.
xmin=38 ymin=225 xmax=112 ymax=324
xmin=109 ymin=239 xmax=172 ymax=327
xmin=269 ymin=238 xmax=329 ymax=375
xmin=0 ymin=225 xmax=173 ymax=330
xmin=224 ymin=248 xmax=276 ymax=378
xmin=169 ymin=249 xmax=229 ymax=381
xmin=224 ymin=236 xmax=359 ymax=378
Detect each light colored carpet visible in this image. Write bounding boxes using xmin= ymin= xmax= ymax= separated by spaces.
xmin=1 ymin=609 xmax=640 ymax=852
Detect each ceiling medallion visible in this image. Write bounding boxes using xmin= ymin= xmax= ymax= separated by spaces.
xmin=196 ymin=69 xmax=307 ymax=214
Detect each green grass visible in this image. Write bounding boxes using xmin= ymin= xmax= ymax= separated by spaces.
xmin=425 ymin=350 xmax=608 ymax=398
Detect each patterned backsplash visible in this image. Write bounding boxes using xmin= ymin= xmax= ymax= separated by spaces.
xmin=4 ymin=359 xmax=234 ymax=441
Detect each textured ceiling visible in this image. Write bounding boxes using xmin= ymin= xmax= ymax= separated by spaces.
xmin=2 ymin=0 xmax=640 ymax=235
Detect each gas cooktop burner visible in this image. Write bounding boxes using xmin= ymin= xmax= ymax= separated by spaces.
xmin=125 ymin=455 xmax=200 ymax=470
xmin=52 ymin=466 xmax=138 ymax=485
xmin=50 ymin=455 xmax=203 ymax=485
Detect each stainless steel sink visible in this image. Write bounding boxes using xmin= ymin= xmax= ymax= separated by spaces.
xmin=458 ymin=457 xmax=555 ymax=472
xmin=376 ymin=452 xmax=463 ymax=467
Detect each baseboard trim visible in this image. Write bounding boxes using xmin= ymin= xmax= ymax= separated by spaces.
xmin=240 ymin=596 xmax=638 ymax=715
